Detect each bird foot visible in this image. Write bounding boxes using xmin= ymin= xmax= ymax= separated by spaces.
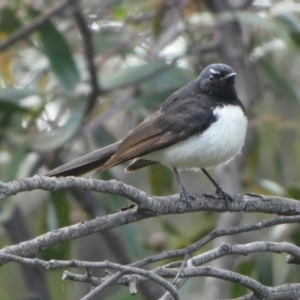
xmin=179 ymin=186 xmax=194 ymax=204
xmin=217 ymin=186 xmax=233 ymax=210
xmin=205 ymin=186 xmax=233 ymax=210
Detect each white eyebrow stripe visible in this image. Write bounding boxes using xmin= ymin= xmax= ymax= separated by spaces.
xmin=209 ymin=68 xmax=220 ymax=75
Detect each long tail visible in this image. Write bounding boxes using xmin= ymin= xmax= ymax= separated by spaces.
xmin=46 ymin=141 xmax=121 ymax=177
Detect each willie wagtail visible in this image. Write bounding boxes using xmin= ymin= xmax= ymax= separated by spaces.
xmin=46 ymin=63 xmax=248 ymax=202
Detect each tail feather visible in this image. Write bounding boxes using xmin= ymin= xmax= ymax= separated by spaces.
xmin=46 ymin=141 xmax=120 ymax=177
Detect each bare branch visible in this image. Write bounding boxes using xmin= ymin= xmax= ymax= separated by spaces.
xmin=192 ymin=241 xmax=300 ymax=266
xmin=80 ymin=263 xmax=180 ymax=300
xmin=0 ymin=176 xmax=300 ymax=216
xmin=8 ymin=249 xmax=298 ymax=300
xmin=129 ymin=278 xmax=138 ymax=295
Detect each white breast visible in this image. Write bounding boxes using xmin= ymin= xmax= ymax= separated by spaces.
xmin=144 ymin=105 xmax=247 ymax=170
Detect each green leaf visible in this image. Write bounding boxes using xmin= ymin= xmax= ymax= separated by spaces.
xmin=153 ymin=3 xmax=167 ymax=38
xmin=286 ymin=186 xmax=300 ymax=199
xmin=259 ymin=59 xmax=300 ymax=104
xmin=160 ymin=218 xmax=185 ymax=239
xmin=256 ymin=253 xmax=273 ymax=286
xmin=231 ymin=259 xmax=256 ymax=297
xmin=101 ymin=62 xmax=194 ymax=91
xmin=0 ymin=114 xmax=12 ymax=141
xmin=258 ymin=179 xmax=286 ymax=196
xmin=0 ymin=7 xmax=22 ymax=33
xmin=141 ymin=67 xmax=194 ymax=92
xmin=93 ymin=29 xmax=133 ymax=55
xmin=221 ymin=11 xmax=292 ymax=47
xmin=290 ymin=230 xmax=300 ymax=247
xmin=2 ymin=144 xmax=27 ymax=182
xmin=29 ymin=8 xmax=80 ymax=90
xmin=133 ymin=89 xmax=177 ymax=108
xmin=148 ymin=164 xmax=173 ymax=195
xmin=42 ymin=190 xmax=71 ymax=260
xmin=9 ymin=98 xmax=86 ymax=151
xmin=0 ymin=88 xmax=37 ymax=102
xmin=101 ymin=62 xmax=172 ymax=90
xmin=0 ymin=99 xmax=32 ymax=113
xmin=112 ymin=2 xmax=127 ymax=20
xmin=0 ymin=88 xmax=35 ymax=113
xmin=120 ymin=223 xmax=143 ymax=259
xmin=275 ymin=13 xmax=300 ymax=48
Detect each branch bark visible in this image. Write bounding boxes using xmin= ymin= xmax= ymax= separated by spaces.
xmin=0 ymin=176 xmax=300 ymax=299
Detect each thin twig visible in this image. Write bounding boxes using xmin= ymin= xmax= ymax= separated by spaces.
xmin=70 ymin=0 xmax=102 ymax=116
xmin=0 ymin=0 xmax=71 ymax=52
xmin=192 ymin=241 xmax=300 ymax=266
xmin=80 ymin=263 xmax=180 ymax=300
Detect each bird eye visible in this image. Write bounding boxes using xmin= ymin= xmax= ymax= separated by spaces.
xmin=209 ymin=75 xmax=214 ymax=81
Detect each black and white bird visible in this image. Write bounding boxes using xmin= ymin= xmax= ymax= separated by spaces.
xmin=46 ymin=63 xmax=248 ymax=202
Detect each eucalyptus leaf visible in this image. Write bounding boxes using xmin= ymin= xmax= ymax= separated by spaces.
xmin=256 ymin=253 xmax=274 ymax=286
xmin=29 ymin=8 xmax=81 ymax=90
xmin=0 ymin=88 xmax=39 ymax=113
xmin=259 ymin=59 xmax=300 ymax=104
xmin=221 ymin=11 xmax=293 ymax=47
xmin=93 ymin=29 xmax=133 ymax=55
xmin=275 ymin=13 xmax=300 ymax=48
xmin=140 ymin=67 xmax=194 ymax=92
xmin=2 ymin=145 xmax=27 ymax=182
xmin=133 ymin=89 xmax=177 ymax=108
xmin=9 ymin=99 xmax=86 ymax=152
xmin=0 ymin=99 xmax=31 ymax=113
xmin=0 ymin=88 xmax=37 ymax=102
xmin=42 ymin=190 xmax=71 ymax=260
xmin=0 ymin=7 xmax=21 ymax=33
xmin=100 ymin=62 xmax=172 ymax=90
xmin=101 ymin=62 xmax=193 ymax=91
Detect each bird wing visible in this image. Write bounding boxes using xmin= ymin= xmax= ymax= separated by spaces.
xmin=99 ymin=97 xmax=216 ymax=171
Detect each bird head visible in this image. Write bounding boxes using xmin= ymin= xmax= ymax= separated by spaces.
xmin=198 ymin=63 xmax=237 ymax=99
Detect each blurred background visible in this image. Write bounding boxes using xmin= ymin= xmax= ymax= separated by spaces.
xmin=1 ymin=0 xmax=300 ymax=299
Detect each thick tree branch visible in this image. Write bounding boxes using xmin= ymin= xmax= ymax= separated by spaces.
xmin=0 ymin=176 xmax=300 ymax=216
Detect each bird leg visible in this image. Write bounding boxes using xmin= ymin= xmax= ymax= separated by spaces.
xmin=172 ymin=167 xmax=192 ymax=203
xmin=201 ymin=168 xmax=233 ymax=209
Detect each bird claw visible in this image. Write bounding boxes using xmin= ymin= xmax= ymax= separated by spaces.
xmin=179 ymin=186 xmax=194 ymax=204
xmin=215 ymin=186 xmax=233 ymax=210
xmin=173 ymin=167 xmax=194 ymax=204
xmin=205 ymin=187 xmax=233 ymax=210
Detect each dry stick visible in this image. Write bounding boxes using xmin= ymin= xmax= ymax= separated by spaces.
xmin=0 ymin=0 xmax=71 ymax=52
xmin=1 ymin=219 xmax=300 ymax=298
xmin=2 ymin=240 xmax=300 ymax=271
xmin=159 ymin=241 xmax=300 ymax=300
xmin=2 ymin=217 xmax=300 ymax=298
xmin=78 ymin=263 xmax=180 ymax=300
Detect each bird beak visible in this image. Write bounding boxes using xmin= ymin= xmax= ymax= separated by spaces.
xmin=221 ymin=72 xmax=236 ymax=82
